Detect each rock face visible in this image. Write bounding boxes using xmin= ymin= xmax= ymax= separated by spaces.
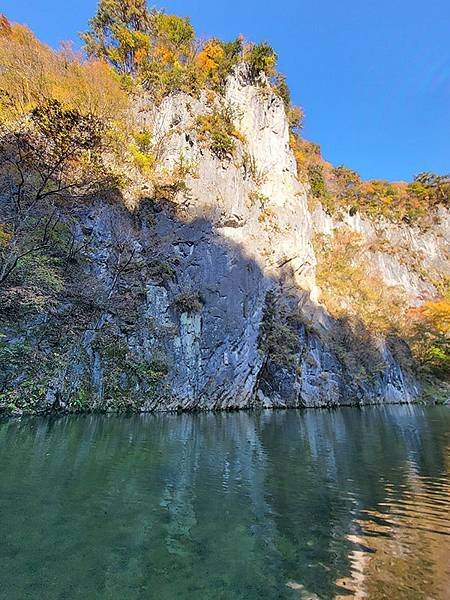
xmin=1 ymin=68 xmax=449 ymax=413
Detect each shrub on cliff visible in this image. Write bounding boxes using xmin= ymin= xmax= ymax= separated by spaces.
xmin=307 ymin=164 xmax=327 ymax=199
xmin=245 ymin=42 xmax=277 ymax=78
xmin=196 ymin=38 xmax=243 ymax=91
xmin=173 ymin=291 xmax=203 ymax=314
xmin=0 ymin=99 xmax=113 ymax=289
xmin=408 ymin=281 xmax=450 ymax=380
xmin=196 ymin=106 xmax=245 ymax=159
xmin=258 ymin=290 xmax=300 ymax=367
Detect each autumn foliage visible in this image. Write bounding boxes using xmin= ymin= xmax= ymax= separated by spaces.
xmin=79 ymin=0 xmax=284 ymax=102
xmin=408 ymin=285 xmax=450 ymax=379
xmin=314 ymin=229 xmax=449 ymax=383
xmin=0 ymin=17 xmax=128 ymax=124
xmin=291 ymin=128 xmax=449 ymax=224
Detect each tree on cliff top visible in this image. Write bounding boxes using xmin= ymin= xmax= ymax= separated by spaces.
xmin=81 ymin=0 xmax=196 ymax=78
xmin=81 ymin=1 xmax=278 ymax=94
xmin=81 ymin=0 xmax=151 ymax=76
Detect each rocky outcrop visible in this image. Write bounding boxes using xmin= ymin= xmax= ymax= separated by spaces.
xmin=312 ymin=204 xmax=449 ymax=305
xmin=1 ymin=68 xmax=448 ymax=413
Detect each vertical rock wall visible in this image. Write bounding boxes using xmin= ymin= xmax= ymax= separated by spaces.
xmin=2 ymin=68 xmax=448 ymax=413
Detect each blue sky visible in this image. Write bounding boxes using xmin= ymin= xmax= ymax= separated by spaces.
xmin=2 ymin=0 xmax=449 ymax=181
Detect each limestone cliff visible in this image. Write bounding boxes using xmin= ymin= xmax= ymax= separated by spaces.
xmin=1 ymin=67 xmax=448 ymax=414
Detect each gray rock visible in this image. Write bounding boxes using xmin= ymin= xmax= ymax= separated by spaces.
xmin=1 ymin=69 xmax=448 ymax=413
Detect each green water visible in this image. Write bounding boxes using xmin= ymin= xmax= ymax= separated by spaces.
xmin=0 ymin=406 xmax=449 ymax=600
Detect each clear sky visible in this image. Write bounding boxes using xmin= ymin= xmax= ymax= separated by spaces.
xmin=2 ymin=0 xmax=449 ymax=181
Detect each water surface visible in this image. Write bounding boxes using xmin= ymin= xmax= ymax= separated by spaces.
xmin=0 ymin=405 xmax=449 ymax=599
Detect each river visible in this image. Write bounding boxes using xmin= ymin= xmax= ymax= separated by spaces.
xmin=0 ymin=405 xmax=448 ymax=599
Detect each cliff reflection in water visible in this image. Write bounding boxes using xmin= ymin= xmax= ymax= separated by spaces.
xmin=0 ymin=405 xmax=448 ymax=599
